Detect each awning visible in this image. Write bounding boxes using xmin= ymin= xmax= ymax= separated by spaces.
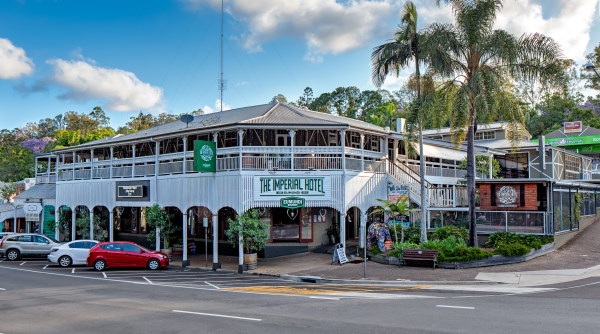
xmin=0 ymin=206 xmax=25 ymax=222
xmin=413 ymin=143 xmax=467 ymax=161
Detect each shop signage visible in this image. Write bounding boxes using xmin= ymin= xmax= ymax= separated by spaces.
xmin=564 ymin=121 xmax=582 ymax=133
xmin=496 ymin=185 xmax=518 ymax=208
xmin=193 ymin=140 xmax=216 ymax=172
xmin=116 ymin=180 xmax=150 ymax=201
xmin=23 ymin=203 xmax=42 ymax=214
xmin=280 ymin=197 xmax=305 ymax=209
xmin=388 ymin=183 xmax=409 ymax=202
xmin=538 ymin=135 xmax=600 ymax=147
xmin=254 ymin=176 xmax=331 ymax=199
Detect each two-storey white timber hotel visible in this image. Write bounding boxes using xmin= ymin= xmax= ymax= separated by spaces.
xmin=15 ymin=102 xmax=600 ymax=269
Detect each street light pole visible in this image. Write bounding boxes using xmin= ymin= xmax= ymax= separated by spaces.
xmin=585 ymin=62 xmax=600 ymax=79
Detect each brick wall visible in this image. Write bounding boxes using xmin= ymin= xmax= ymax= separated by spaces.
xmin=480 ymin=183 xmax=539 ymax=211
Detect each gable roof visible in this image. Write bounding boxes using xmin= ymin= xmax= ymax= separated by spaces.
xmin=544 ymin=125 xmax=600 ymax=139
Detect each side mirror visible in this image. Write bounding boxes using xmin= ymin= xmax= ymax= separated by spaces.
xmin=140 ymin=249 xmax=145 ymax=253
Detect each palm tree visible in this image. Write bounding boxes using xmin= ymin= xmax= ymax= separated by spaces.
xmin=372 ymin=197 xmax=411 ymax=243
xmin=426 ymin=0 xmax=563 ymax=246
xmin=371 ymin=1 xmax=429 ymax=243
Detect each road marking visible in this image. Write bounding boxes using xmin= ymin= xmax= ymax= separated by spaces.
xmin=172 ymin=310 xmax=262 ymax=322
xmin=71 ymin=268 xmax=75 ymax=274
xmin=309 ymin=296 xmax=340 ymax=300
xmin=43 ymin=265 xmax=48 ymax=269
xmin=102 ymin=272 xmax=107 ymax=279
xmin=204 ymin=281 xmax=220 ymax=289
xmin=19 ymin=261 xmax=26 ymax=266
xmin=0 ymin=287 xmax=6 ymax=290
xmin=143 ymin=276 xmax=153 ymax=284
xmin=436 ymin=305 xmax=475 ymax=310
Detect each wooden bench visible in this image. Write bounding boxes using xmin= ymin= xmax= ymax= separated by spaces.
xmin=400 ymin=249 xmax=438 ymax=268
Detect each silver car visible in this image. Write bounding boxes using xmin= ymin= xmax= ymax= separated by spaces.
xmin=0 ymin=233 xmax=61 ymax=261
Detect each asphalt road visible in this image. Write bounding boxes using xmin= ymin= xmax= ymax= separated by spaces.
xmin=1 ymin=259 xmax=599 ymax=334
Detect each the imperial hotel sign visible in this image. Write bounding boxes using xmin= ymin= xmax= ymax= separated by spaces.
xmin=254 ymin=176 xmax=331 ymax=199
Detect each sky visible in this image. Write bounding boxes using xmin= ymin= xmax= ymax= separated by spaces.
xmin=0 ymin=0 xmax=599 ymax=131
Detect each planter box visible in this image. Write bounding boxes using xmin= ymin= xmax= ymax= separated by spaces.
xmin=438 ymin=243 xmax=554 ymax=269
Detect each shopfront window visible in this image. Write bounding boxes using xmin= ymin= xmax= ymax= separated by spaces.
xmin=496 ymin=153 xmax=529 ymax=178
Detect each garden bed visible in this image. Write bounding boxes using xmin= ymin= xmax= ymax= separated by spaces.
xmin=438 ymin=243 xmax=554 ymax=269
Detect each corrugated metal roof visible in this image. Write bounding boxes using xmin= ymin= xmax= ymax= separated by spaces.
xmin=14 ymin=184 xmax=56 ymax=200
xmin=544 ymin=125 xmax=600 ymax=139
xmin=54 ymin=103 xmax=389 ymax=151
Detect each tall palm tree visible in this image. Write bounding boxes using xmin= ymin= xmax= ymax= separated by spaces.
xmin=426 ymin=0 xmax=563 ymax=246
xmin=371 ymin=1 xmax=429 ymax=243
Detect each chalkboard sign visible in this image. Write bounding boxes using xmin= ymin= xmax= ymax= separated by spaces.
xmin=331 ymin=244 xmax=349 ymax=265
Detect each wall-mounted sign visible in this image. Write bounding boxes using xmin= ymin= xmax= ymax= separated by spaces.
xmin=23 ymin=203 xmax=42 ymax=214
xmin=496 ymin=185 xmax=519 ymax=208
xmin=564 ymin=121 xmax=583 ymax=133
xmin=388 ymin=183 xmax=409 ymax=202
xmin=193 ymin=140 xmax=216 ymax=172
xmin=254 ymin=176 xmax=331 ymax=199
xmin=116 ymin=180 xmax=150 ymax=202
xmin=281 ymin=197 xmax=305 ymax=209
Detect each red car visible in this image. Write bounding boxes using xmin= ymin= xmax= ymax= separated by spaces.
xmin=87 ymin=241 xmax=169 ymax=271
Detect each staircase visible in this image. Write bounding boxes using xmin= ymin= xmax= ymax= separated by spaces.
xmin=386 ymin=158 xmax=430 ymax=206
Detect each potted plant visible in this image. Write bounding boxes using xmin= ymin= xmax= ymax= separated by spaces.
xmin=146 ymin=204 xmax=179 ymax=256
xmin=225 ymin=209 xmax=270 ymax=270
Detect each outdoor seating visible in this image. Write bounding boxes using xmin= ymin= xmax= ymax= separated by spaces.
xmin=399 ymin=249 xmax=439 ymax=268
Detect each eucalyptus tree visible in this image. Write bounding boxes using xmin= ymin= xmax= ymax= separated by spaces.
xmin=427 ymin=0 xmax=563 ymax=246
xmin=371 ymin=1 xmax=429 ymax=242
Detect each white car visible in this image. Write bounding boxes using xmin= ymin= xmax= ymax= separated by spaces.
xmin=48 ymin=240 xmax=99 ymax=267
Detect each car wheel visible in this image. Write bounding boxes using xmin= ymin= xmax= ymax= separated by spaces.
xmin=147 ymin=259 xmax=160 ymax=270
xmin=58 ymin=255 xmax=72 ymax=267
xmin=93 ymin=259 xmax=107 ymax=271
xmin=6 ymin=249 xmax=20 ymax=261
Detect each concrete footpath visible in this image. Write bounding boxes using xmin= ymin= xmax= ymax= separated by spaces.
xmin=172 ymin=221 xmax=600 ymax=287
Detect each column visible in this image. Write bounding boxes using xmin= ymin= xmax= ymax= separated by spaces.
xmin=55 ymin=207 xmax=60 ymax=240
xmin=360 ymin=134 xmax=365 ymax=171
xmin=72 ymin=152 xmax=76 ymax=179
xmin=488 ymin=154 xmax=494 ymax=179
xmin=71 ymin=208 xmax=76 ymax=241
xmin=212 ymin=215 xmax=219 ymax=270
xmin=182 ymin=212 xmax=188 ymax=267
xmin=131 ymin=144 xmax=136 ymax=177
xmin=108 ymin=209 xmax=114 ymax=242
xmin=156 ymin=227 xmax=161 ymax=251
xmin=90 ymin=149 xmax=94 ymax=179
xmin=40 ymin=201 xmax=45 ymax=235
xmin=13 ymin=205 xmax=17 ymax=232
xmin=289 ymin=130 xmax=295 ymax=170
xmin=109 ymin=147 xmax=114 ymax=179
xmin=89 ymin=207 xmax=94 ymax=240
xmin=238 ymin=130 xmax=244 ymax=171
xmin=339 ymin=212 xmax=346 ymax=251
xmin=340 ymin=130 xmax=346 ymax=170
xmin=182 ymin=137 xmax=187 ymax=174
xmin=238 ymin=222 xmax=244 ymax=274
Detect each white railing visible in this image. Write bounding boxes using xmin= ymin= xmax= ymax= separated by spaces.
xmin=158 ymin=161 xmax=183 ymax=175
xmin=217 ymin=157 xmax=239 ymax=171
xmin=112 ymin=166 xmax=132 ymax=178
xmin=387 ymin=159 xmax=427 ymax=201
xmin=35 ymin=173 xmax=57 ymax=184
xmin=429 ymin=186 xmax=468 ymax=207
xmin=134 ymin=164 xmax=155 ymax=177
xmin=93 ymin=166 xmax=111 ymax=179
xmin=345 ymin=158 xmax=362 ymax=171
xmin=294 ymin=157 xmax=342 ymax=170
xmin=241 ymin=156 xmax=291 ymax=170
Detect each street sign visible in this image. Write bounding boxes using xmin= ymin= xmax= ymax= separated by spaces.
xmin=280 ymin=197 xmax=305 ymax=209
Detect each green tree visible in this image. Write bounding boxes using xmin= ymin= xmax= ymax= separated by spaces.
xmin=270 ymin=94 xmax=288 ymax=104
xmin=583 ymin=42 xmax=600 ymax=91
xmin=225 ymin=209 xmax=270 ymax=254
xmin=297 ymin=87 xmax=314 ymax=108
xmin=371 ymin=1 xmax=429 ymax=242
xmin=145 ymin=204 xmax=179 ymax=249
xmin=427 ymin=0 xmax=563 ymax=246
xmin=459 ymin=155 xmax=501 ymax=178
xmin=0 ymin=183 xmax=16 ymax=201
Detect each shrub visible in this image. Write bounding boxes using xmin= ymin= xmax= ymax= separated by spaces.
xmin=495 ymin=243 xmax=532 ymax=257
xmin=439 ymin=247 xmax=493 ymax=262
xmin=392 ymin=241 xmax=419 ymax=250
xmin=386 ymin=250 xmax=401 ymax=257
xmin=486 ymin=232 xmax=545 ymax=250
xmin=421 ymin=236 xmax=467 ymax=253
xmin=432 ymin=226 xmax=468 ymax=241
xmin=404 ymin=227 xmax=422 ymax=244
xmin=369 ymin=247 xmax=383 ymax=255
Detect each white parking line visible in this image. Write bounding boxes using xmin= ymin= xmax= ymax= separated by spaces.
xmin=436 ymin=305 xmax=475 ymax=310
xmin=204 ymin=282 xmax=220 ymax=289
xmin=0 ymin=287 xmax=6 ymax=290
xmin=19 ymin=261 xmax=26 ymax=266
xmin=143 ymin=277 xmax=153 ymax=284
xmin=43 ymin=265 xmax=48 ymax=269
xmin=71 ymin=268 xmax=75 ymax=274
xmin=102 ymin=272 xmax=107 ymax=279
xmin=172 ymin=310 xmax=262 ymax=322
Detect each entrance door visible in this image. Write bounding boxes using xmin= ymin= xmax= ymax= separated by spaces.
xmin=271 ymin=208 xmax=300 ymax=241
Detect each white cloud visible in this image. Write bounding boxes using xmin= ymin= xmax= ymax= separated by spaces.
xmin=418 ymin=0 xmax=599 ymax=62
xmin=0 ymin=38 xmax=34 ymax=79
xmin=202 ymin=99 xmax=232 ymax=114
xmin=47 ymin=59 xmax=164 ymax=112
xmin=182 ymin=0 xmax=399 ymax=61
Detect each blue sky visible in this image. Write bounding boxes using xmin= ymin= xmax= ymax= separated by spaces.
xmin=0 ymin=0 xmax=599 ymax=130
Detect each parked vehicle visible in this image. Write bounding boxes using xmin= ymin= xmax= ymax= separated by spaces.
xmin=0 ymin=233 xmax=61 ymax=261
xmin=0 ymin=232 xmax=15 ymax=240
xmin=47 ymin=240 xmax=99 ymax=267
xmin=87 ymin=241 xmax=169 ymax=271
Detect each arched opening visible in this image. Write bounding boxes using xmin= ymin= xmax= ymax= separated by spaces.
xmin=75 ymin=206 xmax=90 ymax=240
xmin=58 ymin=206 xmax=72 ymax=242
xmin=186 ymin=206 xmax=213 ymax=257
xmin=162 ymin=206 xmax=182 ymax=253
xmin=218 ymin=207 xmax=237 ymax=241
xmin=92 ymin=206 xmax=110 ymax=242
xmin=41 ymin=205 xmax=56 ymax=239
xmin=345 ymin=207 xmax=361 ymax=242
xmin=113 ymin=206 xmax=148 ymax=247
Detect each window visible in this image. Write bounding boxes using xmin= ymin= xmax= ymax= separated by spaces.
xmin=17 ymin=236 xmax=33 ymax=242
xmin=121 ymin=243 xmax=141 ymax=253
xmin=496 ymin=153 xmax=529 ymax=178
xmin=33 ymin=236 xmax=48 ymax=243
xmin=474 ymin=131 xmax=496 ymax=140
xmin=564 ymin=155 xmax=582 ymax=179
xmin=100 ymin=243 xmax=121 ymax=251
xmin=69 ymin=242 xmax=86 ymax=249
